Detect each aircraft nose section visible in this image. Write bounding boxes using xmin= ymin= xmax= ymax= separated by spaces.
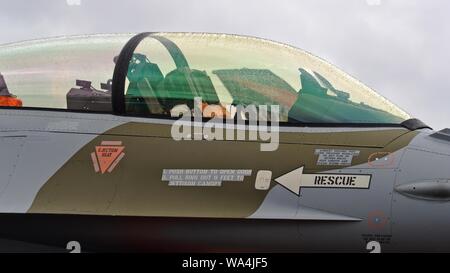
xmin=394 ymin=129 xmax=450 ymax=201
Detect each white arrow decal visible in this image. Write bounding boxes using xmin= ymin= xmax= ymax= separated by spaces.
xmin=275 ymin=166 xmax=371 ymax=196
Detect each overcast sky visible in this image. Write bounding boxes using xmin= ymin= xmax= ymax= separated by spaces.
xmin=0 ymin=0 xmax=449 ymax=129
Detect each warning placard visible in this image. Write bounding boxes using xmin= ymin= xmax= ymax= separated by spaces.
xmin=315 ymin=149 xmax=360 ymax=166
xmin=91 ymin=141 xmax=125 ymax=174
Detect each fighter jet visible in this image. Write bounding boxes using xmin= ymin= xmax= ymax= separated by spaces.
xmin=0 ymin=32 xmax=448 ymax=253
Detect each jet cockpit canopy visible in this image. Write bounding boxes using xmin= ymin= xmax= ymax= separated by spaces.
xmin=0 ymin=32 xmax=414 ymax=125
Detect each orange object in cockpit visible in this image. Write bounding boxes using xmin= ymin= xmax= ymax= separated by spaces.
xmin=0 ymin=96 xmax=23 ymax=107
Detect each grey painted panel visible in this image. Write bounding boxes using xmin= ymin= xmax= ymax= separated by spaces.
xmin=0 ymin=113 xmax=125 ymax=213
xmin=409 ymin=131 xmax=450 ymax=156
xmin=0 ymin=132 xmax=98 ymax=213
xmin=0 ymin=137 xmax=25 ymax=196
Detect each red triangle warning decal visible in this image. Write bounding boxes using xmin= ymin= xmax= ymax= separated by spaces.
xmin=95 ymin=145 xmax=125 ymax=174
